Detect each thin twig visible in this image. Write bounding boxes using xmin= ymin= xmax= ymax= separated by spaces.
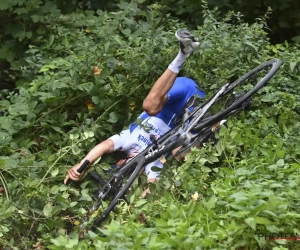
xmin=0 ymin=171 xmax=10 ymax=200
xmin=35 ymin=94 xmax=86 ymax=125
xmin=38 ymin=140 xmax=82 ymax=187
xmin=94 ymin=82 xmax=144 ymax=124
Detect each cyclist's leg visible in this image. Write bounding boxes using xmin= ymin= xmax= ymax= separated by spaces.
xmin=143 ymin=29 xmax=199 ymax=116
xmin=143 ymin=70 xmax=177 ymax=116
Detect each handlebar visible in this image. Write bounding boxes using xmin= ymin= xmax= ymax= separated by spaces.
xmin=77 ymin=159 xmax=90 ymax=173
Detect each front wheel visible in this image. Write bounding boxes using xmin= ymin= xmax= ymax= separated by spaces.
xmin=91 ymin=155 xmax=145 ymax=229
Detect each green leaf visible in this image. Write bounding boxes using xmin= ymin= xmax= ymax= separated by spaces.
xmin=254 ymin=217 xmax=272 ymax=225
xmin=229 ymin=191 xmax=248 ymax=201
xmin=245 ymin=217 xmax=256 ymax=230
xmin=205 ymin=195 xmax=217 ymax=209
xmin=244 ymin=41 xmax=258 ymax=51
xmin=49 ymin=34 xmax=54 ymax=47
xmin=198 ymin=158 xmax=208 ymax=165
xmin=92 ymin=96 xmax=100 ymax=104
xmin=0 ymin=158 xmax=7 ymax=168
xmin=80 ymin=82 xmax=94 ymax=92
xmin=43 ymin=203 xmax=54 ymax=217
xmin=276 ymin=159 xmax=284 ymax=167
xmin=104 ymin=42 xmax=110 ymax=53
xmin=88 ymin=131 xmax=94 ymax=137
xmin=50 ymin=235 xmax=69 ymax=247
xmin=71 ymin=146 xmax=80 ymax=155
xmin=31 ymin=14 xmax=40 ymax=22
xmin=276 ymin=150 xmax=286 ymax=159
xmin=108 ymin=112 xmax=118 ymax=123
xmin=39 ymin=64 xmax=57 ymax=72
xmin=13 ymin=8 xmax=28 ymax=15
xmin=122 ymin=28 xmax=131 ymax=36
xmin=51 ymin=168 xmax=59 ymax=177
xmin=290 ymin=61 xmax=297 ymax=72
xmin=69 ymin=133 xmax=79 ymax=140
xmin=151 ymin=166 xmax=162 ymax=172
xmin=83 ymin=131 xmax=94 ymax=138
xmin=52 ymin=126 xmax=63 ymax=133
xmin=135 ymin=199 xmax=147 ymax=207
xmin=186 ymin=200 xmax=195 ymax=217
xmin=69 ymin=202 xmax=78 ymax=208
xmin=270 ymin=183 xmax=284 ymax=188
xmin=66 ymin=236 xmax=79 ymax=248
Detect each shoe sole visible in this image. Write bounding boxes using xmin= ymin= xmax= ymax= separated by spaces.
xmin=175 ymin=30 xmax=198 ymax=42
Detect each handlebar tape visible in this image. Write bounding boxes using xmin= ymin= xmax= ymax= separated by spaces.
xmin=76 ymin=159 xmax=90 ymax=173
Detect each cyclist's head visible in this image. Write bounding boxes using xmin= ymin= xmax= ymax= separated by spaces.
xmin=108 ymin=151 xmax=127 ymax=165
xmin=115 ymin=155 xmax=135 ymax=167
xmin=111 ymin=151 xmax=128 ymax=160
xmin=109 ymin=151 xmax=134 ymax=167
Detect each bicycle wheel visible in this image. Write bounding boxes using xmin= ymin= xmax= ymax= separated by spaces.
xmin=91 ymin=155 xmax=145 ymax=229
xmin=194 ymin=58 xmax=281 ymax=131
xmin=176 ymin=58 xmax=282 ymax=156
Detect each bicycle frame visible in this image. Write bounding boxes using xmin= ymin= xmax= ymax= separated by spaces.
xmin=92 ymin=82 xmax=231 ymax=200
xmin=77 ymin=84 xmax=230 ymax=229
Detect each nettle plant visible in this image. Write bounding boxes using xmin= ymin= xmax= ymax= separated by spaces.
xmin=1 ymin=1 xmax=300 ymax=249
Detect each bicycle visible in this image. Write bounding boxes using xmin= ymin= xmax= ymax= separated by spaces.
xmin=74 ymin=58 xmax=282 ymax=231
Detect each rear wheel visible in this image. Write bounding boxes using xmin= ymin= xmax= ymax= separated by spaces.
xmin=176 ymin=58 xmax=282 ymax=156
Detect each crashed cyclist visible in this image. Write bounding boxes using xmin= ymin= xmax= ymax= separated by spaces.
xmin=64 ymin=29 xmax=223 ymax=197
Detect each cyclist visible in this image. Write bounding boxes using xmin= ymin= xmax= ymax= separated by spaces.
xmin=64 ymin=29 xmax=209 ymax=197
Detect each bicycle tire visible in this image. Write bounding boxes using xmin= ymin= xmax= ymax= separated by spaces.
xmin=192 ymin=58 xmax=282 ymax=132
xmin=175 ymin=58 xmax=282 ymax=156
xmin=91 ymin=155 xmax=145 ymax=229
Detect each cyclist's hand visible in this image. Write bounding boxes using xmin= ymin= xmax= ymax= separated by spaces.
xmin=64 ymin=164 xmax=85 ymax=184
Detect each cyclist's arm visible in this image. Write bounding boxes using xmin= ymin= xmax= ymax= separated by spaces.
xmin=80 ymin=139 xmax=115 ymax=165
xmin=64 ymin=139 xmax=115 ymax=184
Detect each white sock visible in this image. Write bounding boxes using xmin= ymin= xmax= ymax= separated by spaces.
xmin=168 ymin=50 xmax=190 ymax=74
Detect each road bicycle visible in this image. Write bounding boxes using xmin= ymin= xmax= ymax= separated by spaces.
xmin=74 ymin=58 xmax=282 ymax=231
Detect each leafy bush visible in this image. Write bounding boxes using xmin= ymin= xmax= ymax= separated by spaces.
xmin=142 ymin=0 xmax=300 ymax=44
xmin=1 ymin=1 xmax=300 ymax=249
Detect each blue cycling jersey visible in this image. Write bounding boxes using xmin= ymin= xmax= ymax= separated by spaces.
xmin=131 ymin=77 xmax=205 ymax=131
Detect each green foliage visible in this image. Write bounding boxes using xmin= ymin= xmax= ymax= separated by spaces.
xmin=142 ymin=0 xmax=300 ymax=44
xmin=1 ymin=1 xmax=300 ymax=250
xmin=1 ymin=0 xmax=298 ymax=89
xmin=0 ymin=0 xmax=65 ymax=87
